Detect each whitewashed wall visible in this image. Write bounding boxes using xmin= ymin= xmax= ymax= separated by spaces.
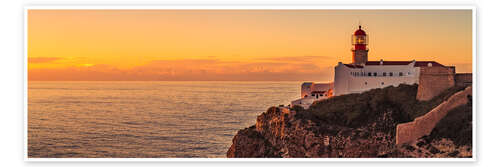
xmin=334 ymin=62 xmax=421 ymax=96
xmin=300 ymin=82 xmax=333 ymax=98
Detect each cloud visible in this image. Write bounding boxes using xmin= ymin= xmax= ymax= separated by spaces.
xmin=28 ymin=58 xmax=334 ymax=81
xmin=28 ymin=57 xmax=62 ymax=63
xmin=258 ymin=55 xmax=332 ymax=63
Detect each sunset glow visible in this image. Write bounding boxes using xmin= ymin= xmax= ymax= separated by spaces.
xmin=28 ymin=10 xmax=473 ymax=81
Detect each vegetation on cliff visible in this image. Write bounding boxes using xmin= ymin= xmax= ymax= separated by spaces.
xmin=428 ymin=94 xmax=472 ymax=146
xmin=295 ymin=84 xmax=467 ymax=131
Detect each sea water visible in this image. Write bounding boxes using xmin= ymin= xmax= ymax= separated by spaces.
xmin=28 ymin=81 xmax=301 ymax=158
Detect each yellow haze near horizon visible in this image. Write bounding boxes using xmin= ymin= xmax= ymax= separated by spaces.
xmin=28 ymin=10 xmax=473 ymax=81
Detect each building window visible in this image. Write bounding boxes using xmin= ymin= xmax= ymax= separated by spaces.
xmin=365 ymin=82 xmax=367 ymax=85
xmin=381 ymin=82 xmax=384 ymax=85
xmin=374 ymin=72 xmax=377 ymax=76
xmin=399 ymin=72 xmax=403 ymax=76
xmin=408 ymin=72 xmax=411 ymax=75
xmin=383 ymin=72 xmax=386 ymax=76
xmin=389 ymin=72 xmax=393 ymax=76
xmin=368 ymin=72 xmax=371 ymax=76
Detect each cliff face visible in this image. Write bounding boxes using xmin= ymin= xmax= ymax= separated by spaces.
xmin=227 ymin=107 xmax=395 ymax=157
xmin=228 ymin=106 xmax=396 ymax=158
xmin=226 ymin=125 xmax=279 ymax=158
xmin=227 ymin=85 xmax=472 ymax=158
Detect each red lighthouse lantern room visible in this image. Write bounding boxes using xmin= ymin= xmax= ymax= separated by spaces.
xmin=352 ymin=25 xmax=369 ymax=65
xmin=352 ymin=25 xmax=368 ymax=50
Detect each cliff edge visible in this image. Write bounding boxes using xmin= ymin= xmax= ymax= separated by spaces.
xmin=227 ymin=84 xmax=472 ymax=158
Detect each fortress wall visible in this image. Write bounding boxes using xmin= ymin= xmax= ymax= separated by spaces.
xmin=416 ymin=66 xmax=456 ymax=101
xmin=396 ymin=86 xmax=472 ymax=145
xmin=455 ymin=73 xmax=473 ymax=87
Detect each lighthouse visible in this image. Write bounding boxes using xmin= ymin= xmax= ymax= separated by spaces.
xmin=291 ymin=25 xmax=468 ymax=109
xmin=352 ymin=25 xmax=368 ymax=65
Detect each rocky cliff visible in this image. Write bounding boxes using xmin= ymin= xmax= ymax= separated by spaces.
xmin=227 ymin=85 xmax=472 ymax=158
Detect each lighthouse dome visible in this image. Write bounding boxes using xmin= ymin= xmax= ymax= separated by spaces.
xmin=354 ymin=26 xmax=366 ymax=35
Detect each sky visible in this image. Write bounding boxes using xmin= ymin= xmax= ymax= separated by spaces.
xmin=28 ymin=10 xmax=473 ymax=81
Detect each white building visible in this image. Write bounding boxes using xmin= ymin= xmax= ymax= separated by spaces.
xmin=334 ymin=60 xmax=420 ymax=96
xmin=291 ymin=82 xmax=333 ymax=109
xmin=291 ymin=25 xmax=453 ymax=109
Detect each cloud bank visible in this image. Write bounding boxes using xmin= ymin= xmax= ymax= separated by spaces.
xmin=28 ymin=56 xmax=334 ymax=81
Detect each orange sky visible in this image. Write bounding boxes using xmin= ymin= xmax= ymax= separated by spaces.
xmin=28 ymin=10 xmax=473 ymax=81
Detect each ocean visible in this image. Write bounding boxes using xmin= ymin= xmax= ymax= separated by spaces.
xmin=27 ymin=81 xmax=301 ymax=158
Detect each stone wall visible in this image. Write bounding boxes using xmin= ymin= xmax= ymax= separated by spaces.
xmin=455 ymin=73 xmax=473 ymax=87
xmin=396 ymin=86 xmax=472 ymax=145
xmin=416 ymin=66 xmax=455 ymax=101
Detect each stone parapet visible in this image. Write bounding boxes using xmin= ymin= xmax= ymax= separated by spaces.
xmin=396 ymin=86 xmax=472 ymax=145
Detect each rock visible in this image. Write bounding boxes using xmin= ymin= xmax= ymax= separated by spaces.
xmin=227 ymin=106 xmax=395 ymax=158
xmin=227 ymin=86 xmax=472 ymax=158
xmin=226 ymin=126 xmax=278 ymax=158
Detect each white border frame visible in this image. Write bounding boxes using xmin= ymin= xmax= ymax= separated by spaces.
xmin=24 ymin=5 xmax=477 ymax=162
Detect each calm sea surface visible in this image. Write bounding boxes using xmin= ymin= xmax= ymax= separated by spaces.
xmin=28 ymin=81 xmax=301 ymax=158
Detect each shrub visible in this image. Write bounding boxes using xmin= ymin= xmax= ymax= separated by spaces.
xmin=291 ymin=105 xmax=305 ymax=113
xmin=302 ymin=84 xmax=468 ymax=129
xmin=428 ymin=96 xmax=473 ymax=146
